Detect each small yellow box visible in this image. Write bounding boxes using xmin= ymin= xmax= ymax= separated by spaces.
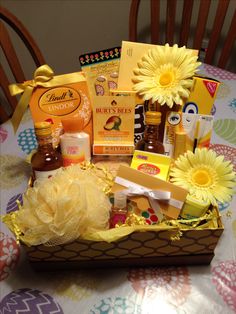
xmin=130 ymin=150 xmax=171 ymax=181
xmin=181 ymin=195 xmax=210 ymax=219
xmin=182 ymin=76 xmax=220 ymax=115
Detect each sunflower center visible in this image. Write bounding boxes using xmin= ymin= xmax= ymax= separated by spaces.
xmin=159 ymin=72 xmax=174 ymax=86
xmin=191 ymin=169 xmax=213 ymax=187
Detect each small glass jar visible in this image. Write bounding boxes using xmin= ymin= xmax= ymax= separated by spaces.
xmin=135 ymin=111 xmax=165 ymax=154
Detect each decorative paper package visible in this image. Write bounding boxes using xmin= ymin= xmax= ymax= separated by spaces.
xmin=111 ymin=165 xmax=188 ymax=219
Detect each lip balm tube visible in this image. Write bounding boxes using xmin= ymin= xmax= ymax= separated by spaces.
xmin=173 ymin=131 xmax=186 ymax=160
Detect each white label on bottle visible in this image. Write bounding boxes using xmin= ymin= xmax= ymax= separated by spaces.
xmin=34 ymin=169 xmax=59 ymax=181
xmin=60 ymin=135 xmax=91 ymax=166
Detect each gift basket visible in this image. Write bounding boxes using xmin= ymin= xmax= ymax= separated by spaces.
xmin=2 ymin=42 xmax=235 ymax=269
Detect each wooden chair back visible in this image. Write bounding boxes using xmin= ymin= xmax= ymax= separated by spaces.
xmin=129 ymin=0 xmax=236 ymax=70
xmin=0 ymin=6 xmax=46 ymax=124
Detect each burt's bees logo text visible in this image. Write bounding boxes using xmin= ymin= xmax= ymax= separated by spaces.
xmin=39 ymin=87 xmax=81 ymax=116
xmin=96 ymin=107 xmax=132 ymax=114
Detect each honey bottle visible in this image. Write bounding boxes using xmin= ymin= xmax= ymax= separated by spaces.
xmin=135 ymin=111 xmax=165 ymax=154
xmin=31 ymin=122 xmax=63 ymax=182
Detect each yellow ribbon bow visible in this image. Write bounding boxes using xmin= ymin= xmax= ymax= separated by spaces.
xmin=9 ymin=64 xmax=83 ymax=133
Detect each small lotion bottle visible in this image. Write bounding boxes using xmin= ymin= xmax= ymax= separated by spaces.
xmin=60 ymin=116 xmax=91 ymax=167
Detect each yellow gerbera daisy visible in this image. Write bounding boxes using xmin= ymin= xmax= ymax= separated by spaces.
xmin=132 ymin=44 xmax=201 ymax=108
xmin=170 ymin=148 xmax=236 ymax=205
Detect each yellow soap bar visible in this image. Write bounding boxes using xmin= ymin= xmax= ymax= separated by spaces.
xmin=130 ymin=150 xmax=171 ymax=181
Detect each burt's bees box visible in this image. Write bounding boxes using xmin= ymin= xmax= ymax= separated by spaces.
xmin=29 ymin=72 xmax=92 ymax=147
xmin=92 ymin=95 xmax=136 ymax=155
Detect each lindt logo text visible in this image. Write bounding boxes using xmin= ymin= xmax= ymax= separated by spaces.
xmin=39 ymin=87 xmax=81 ymax=116
xmin=47 ymin=92 xmax=70 ymax=102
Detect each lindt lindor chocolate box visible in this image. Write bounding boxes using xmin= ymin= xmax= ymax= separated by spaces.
xmin=29 ymin=71 xmax=93 ymax=147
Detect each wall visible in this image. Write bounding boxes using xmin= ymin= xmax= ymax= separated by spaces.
xmin=1 ymin=0 xmax=131 ymax=78
xmin=1 ymin=0 xmax=236 ymax=79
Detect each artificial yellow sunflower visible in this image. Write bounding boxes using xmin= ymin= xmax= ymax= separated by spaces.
xmin=170 ymin=148 xmax=236 ymax=205
xmin=132 ymin=44 xmax=201 ymax=108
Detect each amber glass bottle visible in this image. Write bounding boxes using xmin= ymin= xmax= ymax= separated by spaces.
xmin=31 ymin=122 xmax=63 ymax=182
xmin=135 ymin=111 xmax=165 ymax=154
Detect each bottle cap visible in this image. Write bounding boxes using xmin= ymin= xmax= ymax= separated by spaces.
xmin=34 ymin=122 xmax=52 ymax=137
xmin=61 ymin=116 xmax=84 ymax=133
xmin=145 ymin=111 xmax=161 ymax=125
xmin=175 ymin=131 xmax=186 ymax=142
xmin=114 ymin=191 xmax=127 ymax=209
